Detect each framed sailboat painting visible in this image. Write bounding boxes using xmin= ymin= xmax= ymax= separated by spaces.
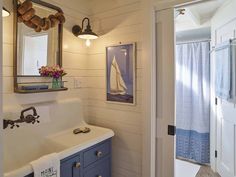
xmin=106 ymin=43 xmax=136 ymax=105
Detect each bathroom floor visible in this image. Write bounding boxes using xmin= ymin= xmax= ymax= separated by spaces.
xmin=175 ymin=159 xmax=200 ymax=177
xmin=196 ymin=166 xmax=221 ymax=177
xmin=175 ymin=159 xmax=221 ymax=177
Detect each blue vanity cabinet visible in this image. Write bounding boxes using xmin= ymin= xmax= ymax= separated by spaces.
xmin=25 ymin=139 xmax=111 ymax=177
xmin=61 ymin=138 xmax=111 ymax=177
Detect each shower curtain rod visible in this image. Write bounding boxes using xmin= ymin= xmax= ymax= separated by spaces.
xmin=176 ymin=39 xmax=211 ymax=45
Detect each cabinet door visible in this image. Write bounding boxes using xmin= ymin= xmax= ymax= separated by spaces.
xmin=61 ymin=155 xmax=81 ymax=177
xmin=73 ymin=162 xmax=81 ymax=177
xmin=83 ymin=156 xmax=110 ymax=177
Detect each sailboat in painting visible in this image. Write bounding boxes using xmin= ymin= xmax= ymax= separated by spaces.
xmin=110 ymin=56 xmax=127 ymax=95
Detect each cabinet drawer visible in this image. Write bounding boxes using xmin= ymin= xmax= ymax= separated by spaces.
xmin=83 ymin=156 xmax=110 ymax=177
xmin=83 ymin=141 xmax=110 ymax=167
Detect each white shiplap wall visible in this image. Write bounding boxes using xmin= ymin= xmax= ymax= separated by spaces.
xmin=87 ymin=1 xmax=143 ymax=177
xmin=2 ymin=0 xmax=90 ymax=108
xmin=2 ymin=2 xmax=95 ymax=173
xmin=2 ymin=0 xmax=144 ymax=176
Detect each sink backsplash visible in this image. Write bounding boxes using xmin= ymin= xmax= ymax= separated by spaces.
xmin=3 ymin=99 xmax=85 ymax=173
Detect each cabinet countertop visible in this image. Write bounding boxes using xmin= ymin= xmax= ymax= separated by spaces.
xmin=4 ymin=124 xmax=114 ymax=177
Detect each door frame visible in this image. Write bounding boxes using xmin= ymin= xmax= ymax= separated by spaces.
xmin=142 ymin=0 xmax=217 ymax=176
xmin=0 ymin=0 xmax=4 ymax=176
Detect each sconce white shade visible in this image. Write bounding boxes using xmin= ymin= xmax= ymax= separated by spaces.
xmin=78 ymin=33 xmax=98 ymax=40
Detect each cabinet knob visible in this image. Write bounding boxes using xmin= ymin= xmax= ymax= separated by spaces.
xmin=96 ymin=151 xmax=103 ymax=157
xmin=75 ymin=162 xmax=81 ymax=168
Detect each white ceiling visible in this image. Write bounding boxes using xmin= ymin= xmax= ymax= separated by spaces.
xmin=176 ymin=0 xmax=227 ymax=32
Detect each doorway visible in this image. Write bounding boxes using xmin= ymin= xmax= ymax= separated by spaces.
xmin=174 ymin=0 xmax=234 ymax=177
xmin=155 ymin=0 xmax=236 ymax=177
xmin=174 ymin=3 xmax=212 ymax=176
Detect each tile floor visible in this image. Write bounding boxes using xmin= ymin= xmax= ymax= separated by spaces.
xmin=196 ymin=166 xmax=221 ymax=177
xmin=175 ymin=159 xmax=221 ymax=177
xmin=175 ymin=159 xmax=200 ymax=177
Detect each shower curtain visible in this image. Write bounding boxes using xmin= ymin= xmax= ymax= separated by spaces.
xmin=176 ymin=41 xmax=210 ymax=164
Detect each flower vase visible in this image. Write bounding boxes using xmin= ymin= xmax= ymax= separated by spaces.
xmin=52 ymin=77 xmax=62 ymax=89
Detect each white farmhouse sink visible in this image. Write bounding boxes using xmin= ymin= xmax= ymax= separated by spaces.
xmin=46 ymin=124 xmax=114 ymax=159
xmin=47 ymin=125 xmax=113 ymax=149
xmin=4 ymin=124 xmax=114 ymax=177
xmin=3 ymin=99 xmax=114 ymax=177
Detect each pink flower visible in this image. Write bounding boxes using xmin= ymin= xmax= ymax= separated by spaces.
xmin=39 ymin=65 xmax=67 ymax=78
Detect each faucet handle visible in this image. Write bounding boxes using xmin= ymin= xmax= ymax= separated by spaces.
xmin=33 ymin=115 xmax=40 ymax=124
xmin=3 ymin=107 xmax=40 ymax=130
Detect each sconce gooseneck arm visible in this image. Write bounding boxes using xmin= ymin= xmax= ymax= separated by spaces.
xmin=71 ymin=17 xmax=98 ymax=39
xmin=81 ymin=17 xmax=91 ymax=31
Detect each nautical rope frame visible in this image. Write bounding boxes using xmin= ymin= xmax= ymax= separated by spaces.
xmin=17 ymin=0 xmax=65 ymax=32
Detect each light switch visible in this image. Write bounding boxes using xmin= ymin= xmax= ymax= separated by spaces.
xmin=74 ymin=78 xmax=82 ymax=88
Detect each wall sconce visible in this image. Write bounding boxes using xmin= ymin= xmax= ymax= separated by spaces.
xmin=72 ymin=17 xmax=98 ymax=47
xmin=2 ymin=7 xmax=10 ymax=17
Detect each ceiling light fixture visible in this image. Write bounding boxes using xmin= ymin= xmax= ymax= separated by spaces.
xmin=72 ymin=17 xmax=98 ymax=47
xmin=2 ymin=7 xmax=10 ymax=17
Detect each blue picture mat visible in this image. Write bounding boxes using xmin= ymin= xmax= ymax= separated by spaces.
xmin=106 ymin=43 xmax=135 ymax=104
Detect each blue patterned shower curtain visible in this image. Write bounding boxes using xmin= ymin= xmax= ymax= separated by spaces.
xmin=176 ymin=41 xmax=210 ymax=164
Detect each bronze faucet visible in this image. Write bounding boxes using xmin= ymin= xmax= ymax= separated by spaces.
xmin=3 ymin=107 xmax=40 ymax=129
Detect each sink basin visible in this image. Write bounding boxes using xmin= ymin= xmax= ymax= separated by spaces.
xmin=46 ymin=124 xmax=114 ymax=158
xmin=4 ymin=124 xmax=114 ymax=177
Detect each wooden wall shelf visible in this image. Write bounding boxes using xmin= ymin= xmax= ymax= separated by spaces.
xmin=15 ymin=87 xmax=68 ymax=94
xmin=15 ymin=78 xmax=68 ymax=94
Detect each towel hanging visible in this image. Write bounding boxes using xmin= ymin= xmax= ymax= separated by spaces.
xmin=215 ymin=40 xmax=232 ymax=100
xmin=30 ymin=153 xmax=60 ymax=177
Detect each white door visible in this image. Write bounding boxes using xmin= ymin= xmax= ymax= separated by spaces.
xmin=216 ymin=101 xmax=236 ymax=177
xmin=155 ymin=8 xmax=175 ymax=177
xmin=211 ymin=7 xmax=236 ymax=177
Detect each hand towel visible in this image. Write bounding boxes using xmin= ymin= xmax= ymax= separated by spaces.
xmin=215 ymin=40 xmax=232 ymax=100
xmin=30 ymin=153 xmax=60 ymax=177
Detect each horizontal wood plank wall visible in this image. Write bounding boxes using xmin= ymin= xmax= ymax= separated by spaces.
xmin=3 ymin=0 xmax=143 ymax=176
xmin=87 ymin=1 xmax=143 ymax=177
xmin=2 ymin=0 xmax=90 ymax=108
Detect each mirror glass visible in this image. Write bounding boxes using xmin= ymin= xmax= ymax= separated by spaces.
xmin=16 ymin=2 xmax=60 ymax=76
